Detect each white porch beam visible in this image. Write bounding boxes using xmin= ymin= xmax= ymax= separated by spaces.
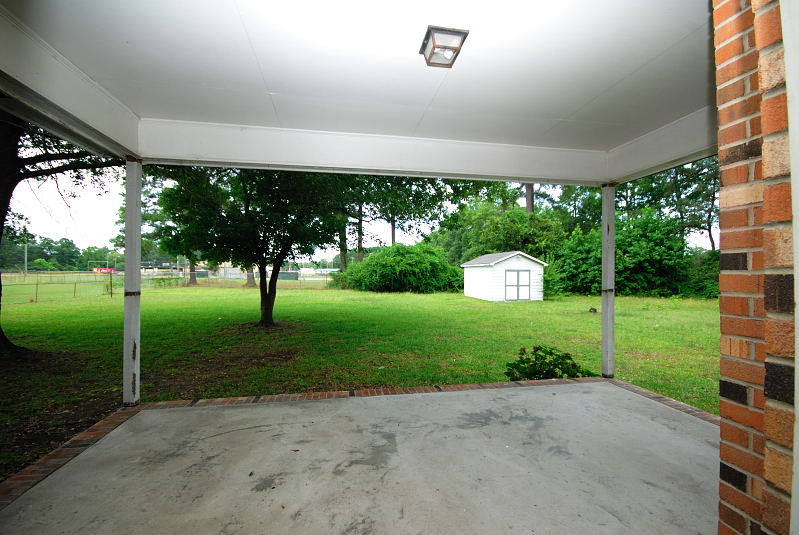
xmin=0 ymin=6 xmax=140 ymax=155
xmin=122 ymin=159 xmax=142 ymax=405
xmin=138 ymin=119 xmax=607 ymax=185
xmin=606 ymin=106 xmax=717 ymax=184
xmin=601 ymin=184 xmax=616 ymax=378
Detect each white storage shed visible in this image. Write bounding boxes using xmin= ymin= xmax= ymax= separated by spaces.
xmin=460 ymin=252 xmax=547 ymax=302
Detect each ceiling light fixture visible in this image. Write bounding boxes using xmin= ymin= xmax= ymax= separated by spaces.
xmin=419 ymin=25 xmax=469 ymax=68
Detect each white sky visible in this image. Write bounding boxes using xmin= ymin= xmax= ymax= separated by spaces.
xmin=10 ymin=176 xmax=124 ymax=249
xmin=9 ymin=177 xmax=717 ymax=258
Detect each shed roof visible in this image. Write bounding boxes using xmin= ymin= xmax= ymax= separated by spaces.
xmin=460 ymin=251 xmax=548 ymax=268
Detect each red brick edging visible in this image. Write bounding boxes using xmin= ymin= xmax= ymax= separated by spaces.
xmin=0 ymin=377 xmax=718 ymax=510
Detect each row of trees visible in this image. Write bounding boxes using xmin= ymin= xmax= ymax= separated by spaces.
xmin=425 ymin=203 xmax=718 ymax=298
xmin=548 ymin=157 xmax=718 ymax=245
xmin=424 ymin=158 xmax=720 ymax=298
xmin=0 ymin=235 xmax=123 ymax=272
xmin=128 ymin=166 xmax=516 ymax=326
xmin=0 ymin=106 xmax=720 ymax=351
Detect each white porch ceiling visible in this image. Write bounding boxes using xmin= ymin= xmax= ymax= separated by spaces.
xmin=0 ymin=0 xmax=716 ymax=185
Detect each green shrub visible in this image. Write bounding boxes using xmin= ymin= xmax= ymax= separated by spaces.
xmin=327 ymin=271 xmax=351 ymax=289
xmin=557 ymin=210 xmax=690 ymax=296
xmin=150 ymin=277 xmax=184 ymax=288
xmin=504 ymin=345 xmax=597 ymax=381
xmin=344 ymin=243 xmax=462 ymax=293
xmin=679 ymin=248 xmax=719 ymax=298
xmin=542 ymin=257 xmax=565 ymax=298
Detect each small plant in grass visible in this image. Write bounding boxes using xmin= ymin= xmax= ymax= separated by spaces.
xmin=504 ymin=345 xmax=597 ymax=381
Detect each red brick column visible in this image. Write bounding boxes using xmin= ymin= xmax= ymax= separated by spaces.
xmin=715 ymin=1 xmax=793 ymax=534
xmin=755 ymin=1 xmax=794 ymax=532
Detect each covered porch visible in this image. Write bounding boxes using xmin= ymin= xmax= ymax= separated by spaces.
xmin=2 ymin=1 xmax=798 ymax=533
xmin=0 ymin=0 xmax=720 ymax=403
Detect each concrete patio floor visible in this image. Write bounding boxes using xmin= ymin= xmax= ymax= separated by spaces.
xmin=0 ymin=381 xmax=719 ymax=534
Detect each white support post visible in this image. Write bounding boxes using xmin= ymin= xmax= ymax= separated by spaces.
xmin=123 ymin=159 xmax=142 ymax=405
xmin=601 ymin=184 xmax=616 ymax=378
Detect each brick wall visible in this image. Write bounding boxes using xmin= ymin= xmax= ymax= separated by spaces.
xmin=715 ymin=0 xmax=793 ymax=534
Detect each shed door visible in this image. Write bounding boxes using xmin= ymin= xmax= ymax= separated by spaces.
xmin=505 ymin=269 xmax=531 ymax=301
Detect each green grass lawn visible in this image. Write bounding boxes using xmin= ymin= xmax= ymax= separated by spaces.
xmin=0 ymin=286 xmax=719 ymax=479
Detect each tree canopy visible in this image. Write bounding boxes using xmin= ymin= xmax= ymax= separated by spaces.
xmin=424 ymin=157 xmax=720 ymax=298
xmin=0 ymin=111 xmax=122 ymax=354
xmin=157 ymin=167 xmax=348 ymax=326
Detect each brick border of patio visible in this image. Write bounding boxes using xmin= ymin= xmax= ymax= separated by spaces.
xmin=0 ymin=377 xmax=719 ymax=511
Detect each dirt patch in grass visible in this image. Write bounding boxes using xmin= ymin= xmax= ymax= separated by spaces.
xmin=0 ymin=322 xmax=314 ymax=482
xmin=142 ymin=322 xmax=304 ymax=400
xmin=218 ymin=321 xmax=305 ymax=336
xmin=0 ymin=349 xmax=120 ymax=482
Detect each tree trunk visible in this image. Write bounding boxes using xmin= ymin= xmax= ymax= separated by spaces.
xmin=0 ymin=113 xmax=27 ymax=355
xmin=258 ymin=259 xmax=281 ymax=327
xmin=525 ymin=183 xmax=534 ymax=213
xmin=356 ymin=203 xmax=364 ymax=262
xmin=707 ymin=228 xmax=716 ymax=251
xmin=673 ymin=176 xmax=686 ymax=237
xmin=338 ymin=226 xmax=348 ymax=272
xmin=188 ymin=260 xmax=198 ymax=285
xmin=245 ymin=266 xmax=256 ymax=287
xmin=390 ymin=217 xmax=396 ymax=245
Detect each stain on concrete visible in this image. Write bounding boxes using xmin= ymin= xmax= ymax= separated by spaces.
xmin=340 ymin=516 xmax=376 ymax=534
xmin=200 ymin=424 xmax=274 ymax=440
xmin=183 ymin=452 xmax=222 ymax=476
xmin=306 ymin=458 xmax=332 ymax=471
xmin=641 ymin=479 xmax=666 ymax=491
xmin=142 ymin=438 xmax=194 ymax=465
xmin=522 ymin=415 xmax=553 ymax=447
xmin=599 ymin=504 xmax=629 ymax=527
xmin=458 ymin=408 xmax=545 ymax=430
xmin=350 ymin=432 xmax=397 ymax=469
xmin=333 ymin=432 xmax=397 ymax=475
xmin=251 ymin=472 xmax=287 ymax=492
xmin=219 ymin=519 xmax=244 ymax=534
xmin=457 ymin=409 xmax=506 ymax=429
xmin=547 ymin=445 xmax=571 ymax=458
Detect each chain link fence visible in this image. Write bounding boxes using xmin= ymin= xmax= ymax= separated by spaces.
xmin=1 ymin=270 xmax=331 ymax=304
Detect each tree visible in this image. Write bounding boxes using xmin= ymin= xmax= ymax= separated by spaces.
xmin=158 ymin=168 xmax=347 ymax=326
xmin=80 ymin=246 xmax=122 ymax=271
xmin=523 ymin=183 xmax=553 ymax=213
xmin=672 ymin=157 xmax=719 ymax=250
xmin=615 ymin=157 xmax=719 ymax=248
xmin=550 ymin=186 xmax=602 ymax=233
xmin=425 ymin=203 xmax=566 ymax=265
xmin=29 ymin=257 xmax=57 ymax=271
xmin=556 ymin=210 xmax=689 ymax=296
xmin=112 ymin=172 xmax=175 ymax=265
xmin=52 ymin=238 xmax=81 ymax=270
xmin=333 ymin=175 xmax=453 ymax=269
xmin=333 ymin=176 xmax=520 ymax=271
xmin=0 ymin=111 xmax=122 ymax=354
